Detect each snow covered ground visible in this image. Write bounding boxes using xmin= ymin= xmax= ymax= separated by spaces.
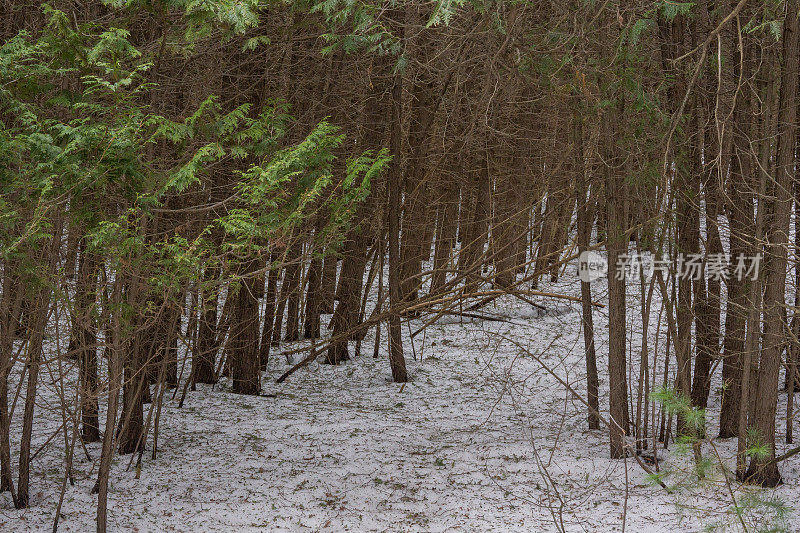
xmin=3 ymin=257 xmax=800 ymax=532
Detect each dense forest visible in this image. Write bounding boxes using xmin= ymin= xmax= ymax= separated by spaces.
xmin=2 ymin=0 xmax=800 ymax=531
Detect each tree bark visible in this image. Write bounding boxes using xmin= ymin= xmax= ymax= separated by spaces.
xmin=576 ymin=115 xmax=600 ymax=430
xmin=76 ymin=243 xmax=100 ymax=443
xmin=605 ymin=109 xmax=629 ymax=459
xmin=229 ymin=261 xmax=263 ymax=395
xmin=745 ymin=0 xmax=798 ymax=486
xmin=387 ymin=11 xmax=409 ymax=383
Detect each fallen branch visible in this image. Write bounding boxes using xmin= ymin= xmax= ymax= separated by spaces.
xmin=410 ymin=309 xmax=527 ymax=338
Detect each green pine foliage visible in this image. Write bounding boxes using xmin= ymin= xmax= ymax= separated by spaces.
xmin=1 ymin=2 xmax=384 ymax=300
xmin=652 ymin=387 xmax=791 ymax=532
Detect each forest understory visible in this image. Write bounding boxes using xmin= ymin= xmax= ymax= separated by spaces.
xmin=2 ymin=263 xmax=798 ymax=532
xmin=4 ymin=0 xmax=800 ymax=531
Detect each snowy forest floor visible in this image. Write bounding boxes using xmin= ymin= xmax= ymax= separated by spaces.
xmin=3 ymin=261 xmax=800 ymax=532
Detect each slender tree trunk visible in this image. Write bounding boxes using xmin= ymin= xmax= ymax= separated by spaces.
xmin=229 ymin=260 xmax=262 ymax=395
xmin=118 ymin=269 xmax=147 ymax=456
xmin=319 ymin=253 xmax=337 ymax=314
xmin=576 ymin=115 xmax=600 ymax=430
xmin=283 ymin=243 xmax=303 ymax=342
xmin=605 ymin=109 xmax=629 ymax=459
xmin=260 ymin=251 xmax=279 ymax=369
xmin=271 ymin=264 xmax=289 ymax=346
xmin=0 ymin=261 xmax=20 ymax=501
xmin=325 ymin=233 xmax=369 ymax=364
xmin=459 ymin=155 xmax=491 ymax=291
xmin=430 ymin=185 xmax=458 ymax=294
xmin=194 ymin=263 xmax=219 ymax=385
xmin=398 ymin=4 xmax=439 ymax=303
xmin=745 ymin=0 xmax=798 ymax=486
xmin=76 ymin=243 xmax=100 ymax=443
xmin=675 ymin=114 xmax=700 ymax=415
xmin=387 ymin=12 xmax=408 ymax=382
xmin=17 ymin=223 xmax=61 ymax=508
xmin=95 ymin=278 xmax=123 ymax=533
xmin=304 ymin=237 xmax=323 ymax=339
xmin=719 ymin=100 xmax=754 ymax=437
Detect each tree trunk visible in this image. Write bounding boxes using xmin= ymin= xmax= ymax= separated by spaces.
xmin=304 ymin=238 xmax=323 ymax=339
xmin=17 ymin=225 xmax=60 ymax=507
xmin=0 ymin=261 xmax=22 ymax=499
xmin=745 ymin=0 xmax=798 ymax=486
xmin=229 ymin=261 xmax=263 ymax=395
xmin=194 ymin=262 xmax=220 ymax=385
xmin=430 ymin=184 xmax=458 ymax=294
xmin=387 ymin=11 xmax=409 ymax=383
xmin=319 ymin=253 xmax=337 ymax=314
xmin=719 ymin=99 xmax=754 ymax=437
xmin=76 ymin=243 xmax=100 ymax=443
xmin=283 ymin=243 xmax=303 ymax=342
xmin=325 ymin=233 xmax=369 ymax=364
xmin=576 ymin=115 xmax=600 ymax=430
xmin=260 ymin=251 xmax=279 ymax=369
xmin=605 ymin=109 xmax=629 ymax=459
